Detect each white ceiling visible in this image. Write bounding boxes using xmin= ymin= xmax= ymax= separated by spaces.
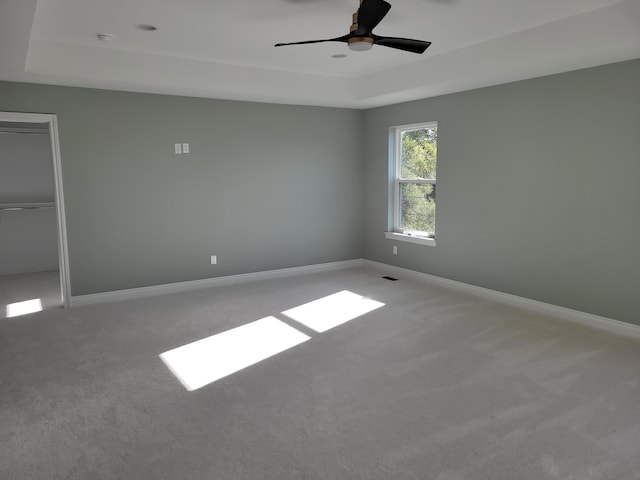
xmin=1 ymin=0 xmax=639 ymax=108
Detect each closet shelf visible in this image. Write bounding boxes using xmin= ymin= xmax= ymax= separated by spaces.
xmin=0 ymin=202 xmax=55 ymax=211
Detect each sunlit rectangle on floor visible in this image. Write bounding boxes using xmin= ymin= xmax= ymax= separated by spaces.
xmin=160 ymin=316 xmax=310 ymax=391
xmin=6 ymin=298 xmax=43 ymax=318
xmin=282 ymin=290 xmax=385 ymax=333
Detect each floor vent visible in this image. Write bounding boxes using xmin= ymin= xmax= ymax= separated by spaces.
xmin=382 ymin=276 xmax=398 ymax=281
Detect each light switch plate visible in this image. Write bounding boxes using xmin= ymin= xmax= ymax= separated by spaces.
xmin=174 ymin=143 xmax=182 ymax=154
xmin=182 ymin=143 xmax=190 ymax=154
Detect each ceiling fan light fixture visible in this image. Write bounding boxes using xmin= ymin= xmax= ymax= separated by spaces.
xmin=348 ymin=37 xmax=374 ymax=51
xmin=274 ymin=0 xmax=430 ymax=55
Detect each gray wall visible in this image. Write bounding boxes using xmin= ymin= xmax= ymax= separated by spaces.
xmin=1 ymin=59 xmax=638 ymax=325
xmin=0 ymin=129 xmax=54 ymax=203
xmin=0 ymin=83 xmax=365 ymax=295
xmin=0 ymin=130 xmax=58 ymax=275
xmin=0 ymin=208 xmax=59 ymax=275
xmin=363 ymin=59 xmax=640 ymax=325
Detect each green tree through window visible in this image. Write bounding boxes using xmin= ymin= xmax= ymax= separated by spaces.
xmin=394 ymin=123 xmax=437 ymax=236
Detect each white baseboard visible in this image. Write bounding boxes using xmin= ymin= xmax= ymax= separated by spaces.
xmin=363 ymin=260 xmax=640 ymax=341
xmin=71 ymin=257 xmax=640 ymax=341
xmin=71 ymin=259 xmax=364 ymax=307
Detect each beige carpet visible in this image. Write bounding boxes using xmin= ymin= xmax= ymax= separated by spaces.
xmin=1 ymin=267 xmax=639 ymax=479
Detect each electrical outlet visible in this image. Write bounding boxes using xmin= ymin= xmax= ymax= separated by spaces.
xmin=174 ymin=143 xmax=182 ymax=154
xmin=182 ymin=143 xmax=190 ymax=154
xmin=210 ymin=255 xmax=217 ymax=265
xmin=393 ymin=245 xmax=398 ymax=255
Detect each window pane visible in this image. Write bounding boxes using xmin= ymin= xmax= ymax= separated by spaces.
xmin=399 ymin=182 xmax=436 ymax=234
xmin=401 ymin=127 xmax=437 ymax=180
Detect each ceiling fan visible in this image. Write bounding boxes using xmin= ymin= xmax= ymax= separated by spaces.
xmin=274 ymin=0 xmax=432 ymax=54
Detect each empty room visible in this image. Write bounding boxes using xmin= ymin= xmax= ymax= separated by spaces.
xmin=1 ymin=0 xmax=640 ymax=478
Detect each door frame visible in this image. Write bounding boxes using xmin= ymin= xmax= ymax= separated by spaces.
xmin=0 ymin=111 xmax=71 ymax=308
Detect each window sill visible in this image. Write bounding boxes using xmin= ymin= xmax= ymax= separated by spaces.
xmin=384 ymin=231 xmax=436 ymax=247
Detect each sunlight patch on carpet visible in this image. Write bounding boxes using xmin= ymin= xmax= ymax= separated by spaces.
xmin=282 ymin=290 xmax=385 ymax=333
xmin=160 ymin=316 xmax=310 ymax=391
xmin=6 ymin=298 xmax=43 ymax=318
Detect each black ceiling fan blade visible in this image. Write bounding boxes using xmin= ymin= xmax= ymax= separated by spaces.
xmin=356 ymin=0 xmax=391 ymax=35
xmin=275 ymin=35 xmax=350 ymax=47
xmin=372 ymin=35 xmax=431 ymax=54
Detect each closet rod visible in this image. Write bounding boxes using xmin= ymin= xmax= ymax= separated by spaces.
xmin=0 ymin=202 xmax=55 ymax=211
xmin=0 ymin=130 xmax=48 ymax=135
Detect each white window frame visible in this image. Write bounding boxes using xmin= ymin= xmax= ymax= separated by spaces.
xmin=385 ymin=121 xmax=437 ymax=247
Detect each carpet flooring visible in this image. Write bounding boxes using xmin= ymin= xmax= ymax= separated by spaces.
xmin=1 ymin=267 xmax=639 ymax=479
xmin=0 ymin=270 xmax=62 ymax=319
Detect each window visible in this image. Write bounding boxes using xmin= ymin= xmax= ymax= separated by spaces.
xmin=386 ymin=122 xmax=437 ymax=246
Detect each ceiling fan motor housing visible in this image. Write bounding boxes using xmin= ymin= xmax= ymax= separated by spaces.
xmin=349 ymin=11 xmax=375 ymax=50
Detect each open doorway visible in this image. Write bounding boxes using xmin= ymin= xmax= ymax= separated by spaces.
xmin=0 ymin=112 xmax=70 ymax=318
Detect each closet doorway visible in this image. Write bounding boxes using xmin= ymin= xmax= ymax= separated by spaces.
xmin=0 ymin=112 xmax=70 ymax=318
